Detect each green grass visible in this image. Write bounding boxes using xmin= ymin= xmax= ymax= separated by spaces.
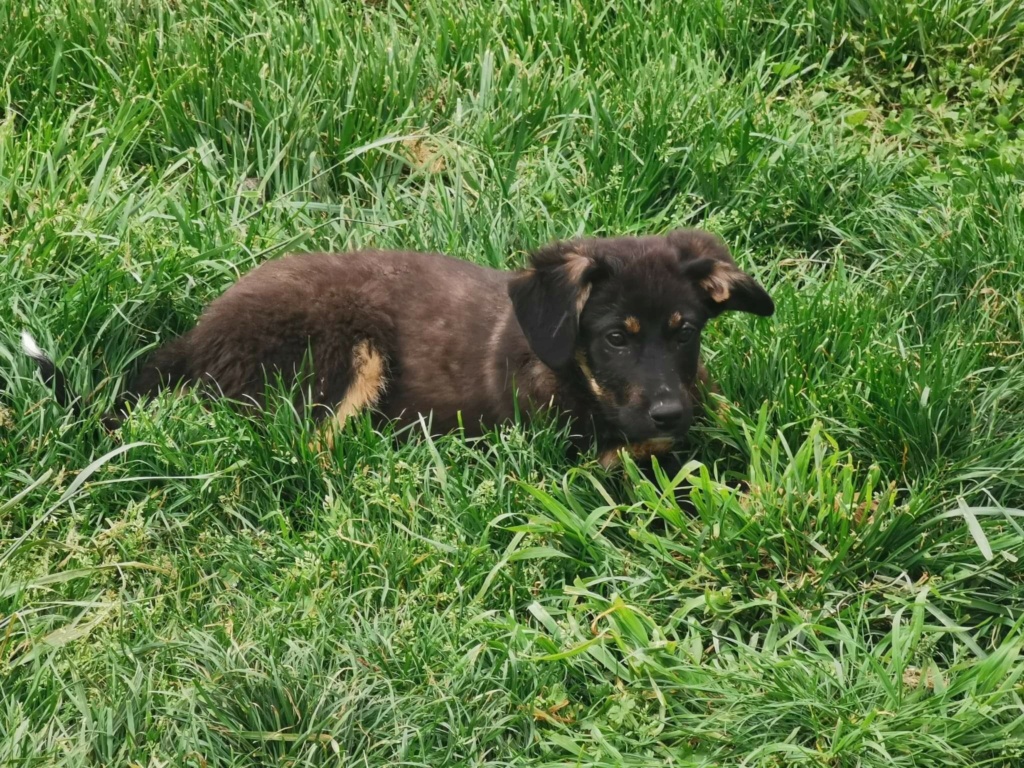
xmin=2 ymin=0 xmax=1024 ymax=764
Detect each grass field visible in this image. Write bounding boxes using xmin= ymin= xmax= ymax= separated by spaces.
xmin=2 ymin=0 xmax=1024 ymax=765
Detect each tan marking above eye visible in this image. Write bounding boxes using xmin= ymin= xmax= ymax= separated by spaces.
xmin=668 ymin=312 xmax=683 ymax=329
xmin=624 ymin=316 xmax=641 ymax=334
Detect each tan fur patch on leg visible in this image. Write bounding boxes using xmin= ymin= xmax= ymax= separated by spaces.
xmin=336 ymin=341 xmax=386 ymax=422
xmin=317 ymin=340 xmax=386 ymax=451
xmin=525 ymin=359 xmax=559 ymax=406
xmin=598 ymin=438 xmax=675 ymax=470
xmin=626 ymin=438 xmax=675 ymax=461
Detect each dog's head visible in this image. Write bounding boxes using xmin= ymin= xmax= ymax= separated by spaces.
xmin=508 ymin=229 xmax=774 ymax=448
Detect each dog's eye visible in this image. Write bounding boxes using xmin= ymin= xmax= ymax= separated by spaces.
xmin=676 ymin=325 xmax=697 ymax=343
xmin=606 ymin=331 xmax=628 ymax=348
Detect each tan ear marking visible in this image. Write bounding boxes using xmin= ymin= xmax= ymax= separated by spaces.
xmin=576 ymin=284 xmax=592 ymax=317
xmin=563 ymin=252 xmax=593 ymax=316
xmin=700 ymin=263 xmax=734 ymax=303
xmin=562 ymin=252 xmax=591 ymax=283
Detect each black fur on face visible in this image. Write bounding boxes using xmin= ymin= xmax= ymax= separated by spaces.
xmin=509 ymin=229 xmax=774 ymax=448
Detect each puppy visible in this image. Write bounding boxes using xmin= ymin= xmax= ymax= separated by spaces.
xmin=22 ymin=229 xmax=774 ymax=466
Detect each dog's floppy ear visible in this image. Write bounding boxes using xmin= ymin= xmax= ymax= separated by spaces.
xmin=668 ymin=229 xmax=775 ymax=317
xmin=508 ymin=243 xmax=602 ymax=370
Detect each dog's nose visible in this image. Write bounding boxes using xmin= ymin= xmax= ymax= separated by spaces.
xmin=648 ymin=400 xmax=685 ymax=429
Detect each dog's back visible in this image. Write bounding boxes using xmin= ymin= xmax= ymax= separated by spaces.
xmin=114 ymin=249 xmax=540 ymax=433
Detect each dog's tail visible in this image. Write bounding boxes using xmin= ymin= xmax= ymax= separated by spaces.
xmin=21 ymin=330 xmax=80 ymax=413
xmin=21 ymin=329 xmax=195 ymax=429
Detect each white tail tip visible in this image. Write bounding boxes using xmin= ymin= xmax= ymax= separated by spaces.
xmin=20 ymin=330 xmax=46 ymax=360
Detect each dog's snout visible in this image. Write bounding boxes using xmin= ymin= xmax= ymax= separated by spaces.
xmin=648 ymin=400 xmax=685 ymax=429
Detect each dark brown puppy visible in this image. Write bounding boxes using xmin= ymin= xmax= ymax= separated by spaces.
xmin=24 ymin=230 xmax=774 ymax=466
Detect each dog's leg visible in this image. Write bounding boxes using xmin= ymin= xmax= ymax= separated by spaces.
xmin=311 ymin=339 xmax=389 ymax=451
